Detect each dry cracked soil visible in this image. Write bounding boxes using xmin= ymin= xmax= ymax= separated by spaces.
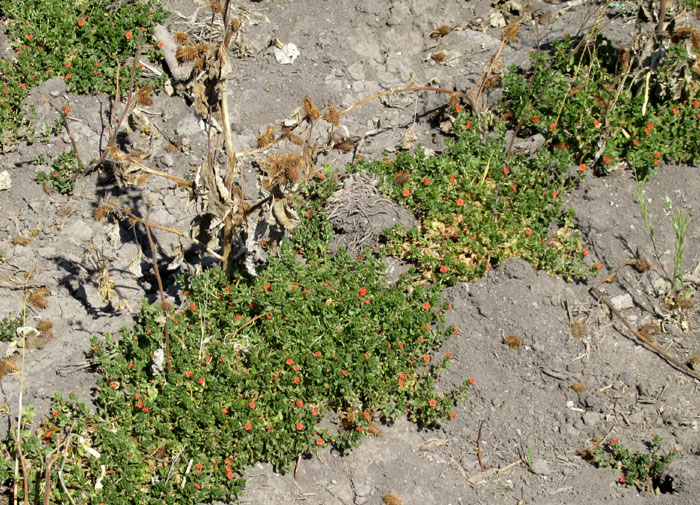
xmin=1 ymin=1 xmax=700 ymax=504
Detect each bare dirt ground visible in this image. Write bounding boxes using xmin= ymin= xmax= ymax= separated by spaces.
xmin=1 ymin=1 xmax=700 ymax=504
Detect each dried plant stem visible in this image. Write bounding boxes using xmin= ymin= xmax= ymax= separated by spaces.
xmin=49 ymin=105 xmax=83 ymax=171
xmin=227 ymin=310 xmax=280 ymax=341
xmin=10 ymin=428 xmax=29 ymax=505
xmin=125 ymin=156 xmax=191 ymax=187
xmin=590 ymin=286 xmax=700 ymax=381
xmin=476 ymin=421 xmax=486 ymax=471
xmin=341 ymin=86 xmax=478 ymax=117
xmin=125 ymin=211 xmax=224 ymax=260
xmin=143 ymin=207 xmax=171 ymax=373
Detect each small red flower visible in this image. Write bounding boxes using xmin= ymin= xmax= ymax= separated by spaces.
xmin=316 ymin=172 xmax=325 ymax=180
xmin=445 ymin=352 xmax=453 ymax=358
xmin=65 ymin=73 xmax=71 ymax=79
xmin=221 ymin=407 xmax=228 ymax=414
xmin=290 ymin=284 xmax=298 ymax=290
xmin=296 ymin=400 xmax=304 ymax=407
xmin=316 ymin=438 xmax=324 ymax=445
xmin=456 ymin=198 xmax=464 ymax=206
xmin=224 ymin=285 xmax=230 ymax=293
xmin=449 ymin=174 xmax=455 ymax=182
xmin=423 ymin=178 xmax=430 ymax=186
xmin=157 ymin=41 xmax=164 ymax=49
xmin=619 ymin=475 xmax=626 ymax=485
xmin=532 ymin=115 xmax=540 ymax=123
xmin=341 ymin=370 xmax=348 ymax=377
xmin=294 ymin=376 xmax=301 ymax=384
xmin=579 ymin=163 xmax=587 ymax=171
xmin=595 ymin=263 xmax=602 ymax=270
xmin=313 ymin=351 xmax=322 ymax=357
xmin=136 ymin=400 xmax=143 ymax=409
xmin=234 ymin=315 xmax=242 ymax=321
xmin=672 ymin=108 xmax=679 ymax=115
xmin=364 ymin=353 xmax=370 ymax=359
xmin=455 ymin=105 xmax=462 ymax=113
xmin=397 ymin=342 xmax=404 ymax=349
xmin=449 ymin=411 xmax=456 ymax=419
xmin=78 ymin=19 xmax=85 ymax=27
xmin=583 ymin=250 xmax=590 ymax=257
xmin=423 ymin=355 xmax=430 ymax=363
xmin=286 ymin=359 xmax=294 ymax=365
xmin=189 ymin=303 xmax=196 ymax=311
xmin=525 ymin=229 xmax=532 ymax=236
xmin=439 ymin=265 xmax=449 ymax=274
xmin=398 ymin=379 xmax=405 ymax=387
xmin=549 ymin=123 xmax=556 ymax=131
xmin=312 ymin=407 xmax=319 ymax=415
xmin=422 ymin=302 xmax=431 ymax=310
xmin=26 ymin=34 xmax=33 ymax=40
xmin=572 ymin=88 xmax=579 ymax=94
xmin=65 ymin=61 xmax=71 ymax=68
xmin=244 ymin=423 xmax=252 ymax=431
xmin=295 ymin=423 xmax=304 ymax=431
xmin=402 ymin=188 xmax=410 ymax=197
xmin=653 ymin=151 xmax=661 ymax=159
xmin=186 ymin=371 xmax=193 ymax=378
xmin=143 ymin=406 xmax=149 ymax=413
xmin=693 ymin=100 xmax=700 ymax=107
xmin=633 ymin=139 xmax=639 ymax=146
xmin=194 ymin=483 xmax=201 ymax=490
xmin=603 ymin=156 xmax=611 ymax=163
xmin=429 ymin=399 xmax=437 ymax=407
xmin=197 ymin=377 xmax=205 ymax=385
xmin=593 ymin=119 xmax=601 ymax=127
xmin=359 ymin=287 xmax=367 ymax=296
xmin=125 ymin=32 xmax=133 ymax=40
xmin=469 ymin=377 xmax=476 ymax=384
xmin=227 ymin=471 xmax=235 ymax=479
xmin=249 ymin=402 xmax=256 ymax=409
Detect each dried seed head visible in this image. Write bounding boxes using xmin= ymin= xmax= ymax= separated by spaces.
xmin=282 ymin=153 xmax=302 ymax=184
xmin=503 ymin=23 xmax=520 ymax=43
xmin=367 ymin=421 xmax=382 ymax=437
xmin=570 ymin=320 xmax=584 ymax=339
xmin=431 ymin=50 xmax=447 ymax=62
xmin=287 ymin=132 xmax=304 ymax=146
xmin=303 ymin=96 xmax=320 ymax=122
xmin=208 ymin=0 xmax=224 ymax=15
xmin=136 ymin=85 xmax=154 ymax=107
xmin=571 ymin=381 xmax=587 ymax=393
xmin=392 ymin=171 xmax=411 ymax=186
xmin=257 ymin=125 xmax=276 ymax=148
xmin=578 ymin=447 xmax=595 ymax=462
xmin=36 ymin=320 xmax=54 ymax=338
xmin=0 ymin=359 xmax=18 ymax=379
xmin=691 ymin=30 xmax=700 ymax=50
xmin=484 ymin=75 xmax=501 ymax=88
xmin=448 ymin=92 xmax=461 ymax=109
xmin=430 ymin=24 xmax=452 ymax=38
xmin=176 ymin=45 xmax=199 ymax=64
xmin=160 ymin=300 xmax=173 ymax=313
xmin=231 ymin=16 xmax=243 ymax=32
xmin=504 ymin=335 xmax=521 ymax=349
xmin=638 ymin=323 xmax=660 ymax=340
xmin=677 ymin=296 xmax=695 ymax=310
xmin=593 ymin=95 xmax=607 ymax=108
xmin=688 ymin=355 xmax=700 ymax=371
xmin=322 ymin=104 xmax=341 ymax=126
xmin=136 ymin=173 xmax=150 ymax=186
xmin=93 ymin=204 xmax=112 ymax=221
xmin=382 ymin=494 xmax=403 ymax=505
xmin=553 ymin=141 xmax=570 ymax=151
xmin=333 ymin=139 xmax=354 ymax=152
xmin=173 ymin=31 xmax=190 ymax=44
xmin=11 ymin=235 xmax=29 ymax=246
xmin=633 ymin=258 xmax=652 ymax=272
xmin=29 ymin=288 xmax=50 ymax=309
xmin=341 ymin=410 xmax=357 ymax=431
